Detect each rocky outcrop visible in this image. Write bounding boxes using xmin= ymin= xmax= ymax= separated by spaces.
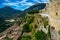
xmin=0 ymin=23 xmax=24 ymax=40
xmin=44 ymin=0 xmax=60 ymax=40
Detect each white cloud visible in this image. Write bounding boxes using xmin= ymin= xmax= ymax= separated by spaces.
xmin=33 ymin=0 xmax=40 ymax=3
xmin=3 ymin=3 xmax=18 ymax=5
xmin=5 ymin=0 xmax=9 ymax=1
xmin=3 ymin=2 xmax=34 ymax=6
xmin=2 ymin=2 xmax=20 ymax=7
xmin=5 ymin=0 xmax=10 ymax=2
xmin=21 ymin=2 xmax=34 ymax=6
xmin=19 ymin=0 xmax=35 ymax=6
xmin=33 ymin=0 xmax=48 ymax=3
xmin=2 ymin=0 xmax=35 ymax=10
xmin=4 ymin=0 xmax=34 ymax=6
xmin=19 ymin=0 xmax=27 ymax=3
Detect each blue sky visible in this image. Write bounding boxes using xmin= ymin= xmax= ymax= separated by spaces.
xmin=0 ymin=0 xmax=49 ymax=11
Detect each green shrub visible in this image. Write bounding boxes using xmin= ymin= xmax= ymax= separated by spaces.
xmin=23 ymin=23 xmax=31 ymax=32
xmin=16 ymin=20 xmax=21 ymax=25
xmin=27 ymin=16 xmax=34 ymax=24
xmin=42 ymin=17 xmax=49 ymax=28
xmin=35 ymin=30 xmax=47 ymax=40
xmin=23 ymin=16 xmax=34 ymax=32
xmin=48 ymin=25 xmax=51 ymax=38
xmin=28 ymin=10 xmax=39 ymax=14
xmin=5 ymin=37 xmax=13 ymax=40
xmin=21 ymin=35 xmax=31 ymax=40
xmin=58 ymin=31 xmax=60 ymax=35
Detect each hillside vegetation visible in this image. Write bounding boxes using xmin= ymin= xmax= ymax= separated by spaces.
xmin=20 ymin=10 xmax=51 ymax=40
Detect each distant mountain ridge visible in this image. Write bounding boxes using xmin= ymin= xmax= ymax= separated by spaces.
xmin=0 ymin=3 xmax=46 ymax=19
xmin=24 ymin=3 xmax=46 ymax=12
xmin=0 ymin=6 xmax=23 ymax=19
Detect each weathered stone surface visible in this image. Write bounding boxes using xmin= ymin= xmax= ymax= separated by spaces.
xmin=0 ymin=24 xmax=24 ymax=40
xmin=46 ymin=0 xmax=60 ymax=40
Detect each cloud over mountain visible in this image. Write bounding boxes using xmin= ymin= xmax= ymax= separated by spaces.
xmin=0 ymin=0 xmax=48 ymax=10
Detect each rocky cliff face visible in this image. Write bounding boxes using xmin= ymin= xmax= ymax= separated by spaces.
xmin=44 ymin=0 xmax=60 ymax=40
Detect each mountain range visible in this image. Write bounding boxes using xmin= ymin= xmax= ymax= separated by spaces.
xmin=0 ymin=6 xmax=23 ymax=19
xmin=24 ymin=3 xmax=46 ymax=12
xmin=0 ymin=3 xmax=46 ymax=19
